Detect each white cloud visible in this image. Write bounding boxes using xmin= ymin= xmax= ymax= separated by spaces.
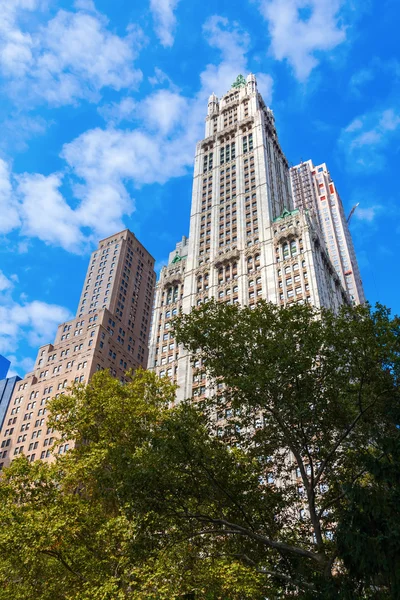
xmin=70 ymin=16 xmax=268 ymax=220
xmin=0 ymin=159 xmax=20 ymax=234
xmin=0 ymin=0 xmax=37 ymax=78
xmin=0 ymin=1 xmax=143 ymax=106
xmin=99 ymin=90 xmax=187 ymax=133
xmin=7 ymin=356 xmax=35 ymax=378
xmin=141 ymin=90 xmax=188 ymax=134
xmin=200 ymin=17 xmax=273 ymax=103
xmin=340 ymin=108 xmax=400 ymax=171
xmin=0 ymin=271 xmax=71 ymax=366
xmin=3 ymin=16 xmax=274 ymax=253
xmin=17 ymin=172 xmax=84 ymax=252
xmin=98 ymin=97 xmax=137 ymax=126
xmin=73 ymin=0 xmax=96 ymax=10
xmin=203 ymin=16 xmax=249 ymax=59
xmin=201 ymin=16 xmax=250 ymax=97
xmin=15 ymin=162 xmax=133 ymax=250
xmin=1 ymin=151 xmax=134 ymax=253
xmin=0 ymin=113 xmax=48 ymax=153
xmin=62 ymin=125 xmax=189 ymax=187
xmin=0 ymin=271 xmax=13 ymax=293
xmin=349 ymin=58 xmax=400 ymax=97
xmin=255 ymin=72 xmax=274 ymax=105
xmin=354 ymin=205 xmax=383 ymax=223
xmin=148 ymin=67 xmax=174 ymax=87
xmin=257 ymin=0 xmax=346 ymax=80
xmin=0 ymin=300 xmax=72 ymax=362
xmin=349 ymin=67 xmax=374 ymax=96
xmin=10 ymin=300 xmax=71 ymax=347
xmin=150 ymin=0 xmax=180 ymax=47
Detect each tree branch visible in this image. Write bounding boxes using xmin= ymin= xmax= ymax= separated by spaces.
xmin=40 ymin=549 xmax=86 ymax=581
xmin=176 ymin=429 xmax=256 ymax=533
xmin=257 ymin=391 xmax=325 ymax=550
xmin=235 ymin=552 xmax=317 ymax=593
xmin=182 ymin=513 xmax=324 ymax=563
xmin=317 ymin=457 xmax=383 ymax=518
xmin=314 ymin=399 xmax=377 ymax=487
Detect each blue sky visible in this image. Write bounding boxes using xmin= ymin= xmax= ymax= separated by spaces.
xmin=0 ymin=0 xmax=399 ymax=376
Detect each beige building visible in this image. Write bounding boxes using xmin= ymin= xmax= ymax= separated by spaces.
xmin=148 ymin=74 xmax=349 ymax=402
xmin=0 ymin=230 xmax=155 ymax=468
xmin=290 ymin=160 xmax=364 ymax=305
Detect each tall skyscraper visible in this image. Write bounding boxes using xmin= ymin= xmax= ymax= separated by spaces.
xmin=0 ymin=230 xmax=155 ymax=468
xmin=290 ymin=160 xmax=364 ymax=305
xmin=148 ymin=74 xmax=349 ymax=402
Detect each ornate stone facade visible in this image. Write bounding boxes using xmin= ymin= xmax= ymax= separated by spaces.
xmin=149 ymin=75 xmax=348 ymax=402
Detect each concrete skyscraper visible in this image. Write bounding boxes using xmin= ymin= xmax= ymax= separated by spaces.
xmin=148 ymin=74 xmax=349 ymax=402
xmin=0 ymin=230 xmax=155 ymax=468
xmin=290 ymin=160 xmax=364 ymax=305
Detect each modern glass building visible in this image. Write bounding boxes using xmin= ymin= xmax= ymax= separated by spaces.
xmin=0 ymin=355 xmax=11 ymax=380
xmin=0 ymin=376 xmax=21 ymax=431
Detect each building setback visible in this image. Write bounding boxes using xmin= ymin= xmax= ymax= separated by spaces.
xmin=290 ymin=160 xmax=364 ymax=305
xmin=0 ymin=230 xmax=155 ymax=468
xmin=148 ymin=74 xmax=349 ymax=402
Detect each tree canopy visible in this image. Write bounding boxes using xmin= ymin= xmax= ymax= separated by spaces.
xmin=174 ymin=300 xmax=400 ymax=598
xmin=0 ymin=301 xmax=398 ymax=599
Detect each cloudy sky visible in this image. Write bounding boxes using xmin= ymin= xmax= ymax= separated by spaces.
xmin=0 ymin=0 xmax=399 ymax=376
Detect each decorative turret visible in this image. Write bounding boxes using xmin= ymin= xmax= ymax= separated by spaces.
xmin=207 ymin=93 xmax=219 ymax=116
xmin=246 ymin=73 xmax=257 ymax=94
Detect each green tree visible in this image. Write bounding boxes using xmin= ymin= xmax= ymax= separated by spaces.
xmin=174 ymin=300 xmax=400 ymax=597
xmin=335 ymin=399 xmax=400 ymax=598
xmin=0 ymin=370 xmax=268 ymax=599
xmin=0 ymin=301 xmax=398 ymax=599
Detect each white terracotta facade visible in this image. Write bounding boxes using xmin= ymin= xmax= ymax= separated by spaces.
xmin=149 ymin=75 xmax=349 ymax=402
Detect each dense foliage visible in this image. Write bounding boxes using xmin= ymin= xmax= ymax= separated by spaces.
xmin=174 ymin=300 xmax=400 ymax=598
xmin=0 ymin=301 xmax=398 ymax=599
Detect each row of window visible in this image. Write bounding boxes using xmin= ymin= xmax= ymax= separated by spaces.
xmin=202 ymin=134 xmax=253 ymax=174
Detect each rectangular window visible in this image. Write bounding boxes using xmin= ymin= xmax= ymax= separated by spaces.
xmin=248 ymin=133 xmax=253 ymax=151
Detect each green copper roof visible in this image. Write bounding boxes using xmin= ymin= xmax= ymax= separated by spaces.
xmin=232 ymin=74 xmax=246 ymax=89
xmin=273 ymin=208 xmax=300 ymax=222
xmin=171 ymin=253 xmax=182 ymax=264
